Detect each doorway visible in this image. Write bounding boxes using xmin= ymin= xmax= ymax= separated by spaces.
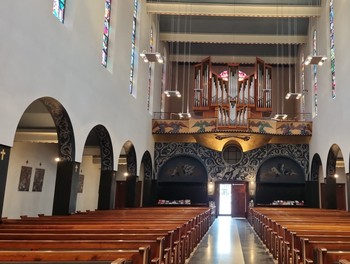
xmin=219 ymin=184 xmax=231 ymax=215
xmin=218 ymin=182 xmax=247 ymax=217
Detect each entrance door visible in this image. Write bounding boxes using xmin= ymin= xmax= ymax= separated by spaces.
xmin=231 ymin=183 xmax=246 ymax=217
xmin=218 ymin=184 xmax=231 ymax=215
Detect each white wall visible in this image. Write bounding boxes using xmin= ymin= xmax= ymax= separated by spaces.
xmin=0 ymin=0 xmax=159 ymax=172
xmin=76 ymin=155 xmax=100 ymax=212
xmin=307 ymin=0 xmax=350 ymax=175
xmin=3 ymin=142 xmax=58 ymax=219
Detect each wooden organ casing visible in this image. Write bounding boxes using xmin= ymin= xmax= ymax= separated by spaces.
xmin=192 ymin=57 xmax=272 ymax=130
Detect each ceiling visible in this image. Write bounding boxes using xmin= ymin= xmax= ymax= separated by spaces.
xmin=146 ymin=0 xmax=321 ymax=64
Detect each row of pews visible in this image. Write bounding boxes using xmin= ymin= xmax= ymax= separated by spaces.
xmin=0 ymin=206 xmax=213 ymax=264
xmin=249 ymin=207 xmax=350 ymax=264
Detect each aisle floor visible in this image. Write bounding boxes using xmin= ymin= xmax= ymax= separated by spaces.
xmin=187 ymin=216 xmax=275 ymax=264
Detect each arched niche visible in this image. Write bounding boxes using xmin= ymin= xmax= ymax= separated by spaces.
xmin=157 ymin=154 xmax=208 ymax=205
xmin=141 ymin=151 xmax=155 ymax=206
xmin=115 ymin=141 xmax=138 ymax=208
xmin=79 ymin=125 xmax=114 ymax=212
xmin=324 ymin=144 xmax=346 ymax=210
xmin=255 ymin=155 xmax=305 ymax=206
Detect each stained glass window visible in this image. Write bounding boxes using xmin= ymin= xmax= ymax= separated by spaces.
xmin=313 ymin=29 xmax=318 ymax=116
xmin=102 ymin=0 xmax=112 ymax=67
xmin=129 ymin=0 xmax=139 ymax=94
xmin=301 ymin=53 xmax=305 ymax=114
xmin=53 ymin=0 xmax=65 ymax=23
xmin=147 ymin=27 xmax=154 ymax=111
xmin=329 ymin=0 xmax=336 ymax=99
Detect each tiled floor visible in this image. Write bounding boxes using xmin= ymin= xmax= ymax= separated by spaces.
xmin=187 ymin=216 xmax=275 ymax=264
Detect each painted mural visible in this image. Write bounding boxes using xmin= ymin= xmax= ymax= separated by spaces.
xmin=155 ymin=143 xmax=309 ymax=182
xmin=152 ymin=118 xmax=217 ymax=133
xmin=276 ymin=122 xmax=312 ymax=135
xmin=158 ymin=155 xmax=207 ymax=183
xmin=153 ymin=118 xmax=312 ymax=135
xmin=257 ymin=156 xmax=305 ymax=183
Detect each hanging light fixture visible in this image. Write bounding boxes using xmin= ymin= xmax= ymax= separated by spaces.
xmin=140 ymin=7 xmax=164 ymax=64
xmin=273 ymin=2 xmax=288 ymax=121
xmin=140 ymin=51 xmax=164 ymax=63
xmin=304 ymin=55 xmax=327 ymax=66
xmin=177 ymin=9 xmax=193 ymax=119
xmin=304 ymin=6 xmax=326 ymax=66
xmin=164 ymin=6 xmax=182 ymax=98
xmin=285 ymin=13 xmax=302 ymax=100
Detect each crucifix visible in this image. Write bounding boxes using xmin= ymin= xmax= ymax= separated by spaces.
xmin=0 ymin=149 xmax=6 ymax=161
xmin=75 ymin=164 xmax=79 ymax=172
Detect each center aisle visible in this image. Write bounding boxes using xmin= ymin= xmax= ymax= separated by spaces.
xmin=187 ymin=216 xmax=275 ymax=264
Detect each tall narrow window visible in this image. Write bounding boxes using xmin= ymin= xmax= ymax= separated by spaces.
xmin=53 ymin=0 xmax=66 ymax=23
xmin=129 ymin=0 xmax=139 ymax=94
xmin=147 ymin=27 xmax=154 ymax=111
xmin=301 ymin=53 xmax=305 ymax=115
xmin=102 ymin=0 xmax=112 ymax=67
xmin=313 ymin=29 xmax=318 ymax=117
xmin=329 ymin=0 xmax=336 ymax=99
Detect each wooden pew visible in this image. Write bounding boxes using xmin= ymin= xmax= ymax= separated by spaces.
xmin=316 ymin=248 xmax=350 ymax=264
xmin=248 ymin=208 xmax=350 ymax=264
xmin=0 ymin=240 xmax=163 ymax=264
xmin=0 ymin=207 xmax=212 ymax=264
xmin=0 ymin=247 xmax=150 ymax=264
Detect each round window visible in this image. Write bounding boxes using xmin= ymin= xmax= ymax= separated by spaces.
xmin=222 ymin=145 xmax=243 ymax=165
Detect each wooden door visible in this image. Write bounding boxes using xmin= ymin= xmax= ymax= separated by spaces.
xmin=231 ymin=183 xmax=246 ymax=217
xmin=320 ymin=183 xmax=326 ymax=208
xmin=115 ymin=181 xmax=127 ymax=209
xmin=336 ymin=183 xmax=346 ymax=210
xmin=135 ymin=181 xmax=142 ymax=207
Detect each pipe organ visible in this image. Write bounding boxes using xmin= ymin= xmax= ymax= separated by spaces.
xmin=193 ymin=57 xmax=272 ymax=129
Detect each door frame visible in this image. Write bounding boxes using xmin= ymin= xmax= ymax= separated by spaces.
xmin=215 ymin=181 xmax=249 ymax=217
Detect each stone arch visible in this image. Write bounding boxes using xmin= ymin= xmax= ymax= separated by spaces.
xmin=325 ymin=144 xmax=346 ymax=210
xmin=39 ymin=97 xmax=75 ymax=161
xmin=81 ymin=125 xmax=115 ymax=211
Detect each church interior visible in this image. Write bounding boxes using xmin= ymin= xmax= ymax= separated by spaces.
xmin=1 ymin=0 xmax=350 ymax=263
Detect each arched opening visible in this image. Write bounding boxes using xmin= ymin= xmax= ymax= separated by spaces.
xmin=307 ymin=153 xmax=322 ymax=208
xmin=115 ymin=141 xmax=138 ymax=208
xmin=79 ymin=125 xmax=114 ymax=212
xmin=3 ymin=97 xmax=75 ymax=218
xmin=323 ymin=145 xmax=347 ymax=210
xmin=141 ymin=151 xmax=155 ymax=207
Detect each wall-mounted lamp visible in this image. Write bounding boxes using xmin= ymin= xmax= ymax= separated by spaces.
xmin=140 ymin=51 xmax=164 ymax=64
xmin=334 ymin=173 xmax=339 ymax=178
xmin=123 ymin=172 xmax=129 ymax=177
xmin=164 ymin=90 xmax=181 ymax=98
xmin=54 ymin=157 xmax=61 ymax=162
xmin=208 ymin=179 xmax=215 ymax=195
xmin=304 ymin=55 xmax=327 ymax=66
